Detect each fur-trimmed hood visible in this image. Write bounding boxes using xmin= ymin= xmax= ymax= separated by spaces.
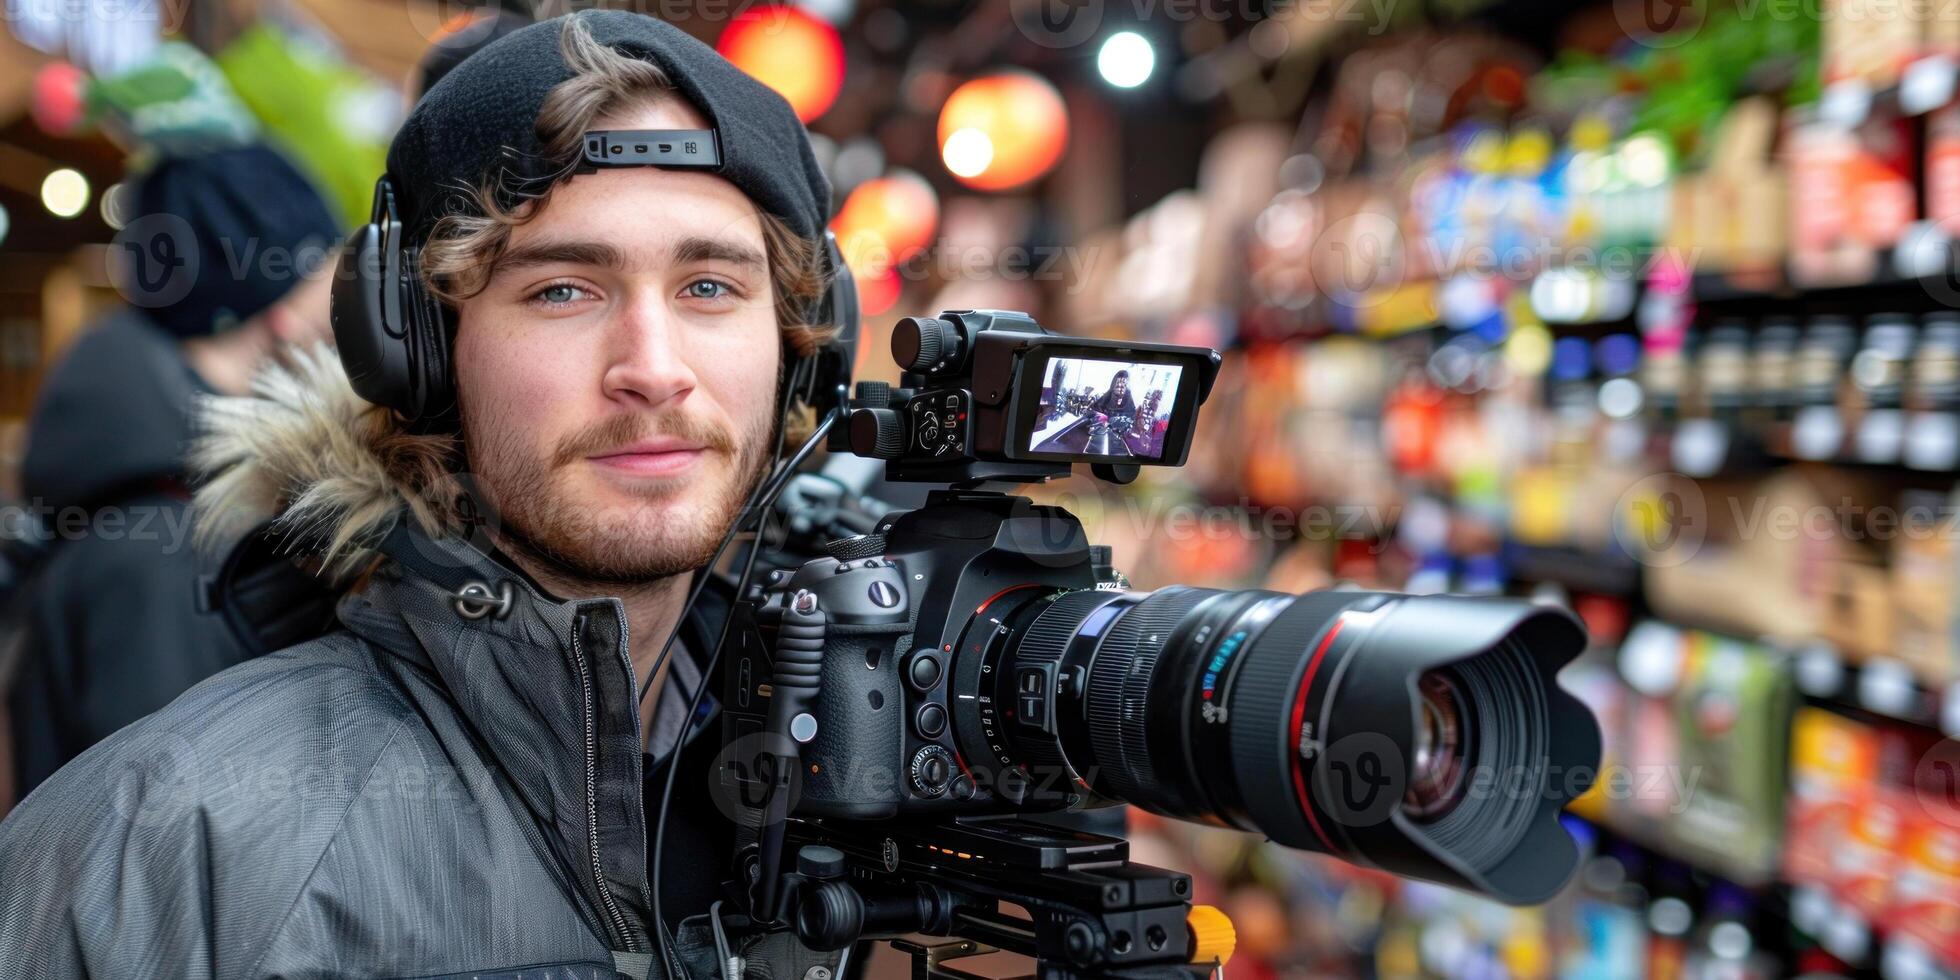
xmin=191 ymin=344 xmax=465 ymax=582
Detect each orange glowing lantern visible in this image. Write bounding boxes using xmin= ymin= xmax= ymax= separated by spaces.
xmin=936 ymin=71 xmax=1068 ymax=191
xmin=716 ymin=5 xmax=846 ymax=123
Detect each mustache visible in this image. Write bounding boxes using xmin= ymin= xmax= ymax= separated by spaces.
xmin=553 ymin=411 xmax=737 ymax=467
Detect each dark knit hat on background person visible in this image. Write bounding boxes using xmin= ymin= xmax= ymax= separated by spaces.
xmin=113 ymin=144 xmax=342 ymax=338
xmin=387 ymin=9 xmax=832 ymax=244
xmin=413 ymin=8 xmax=535 ymax=100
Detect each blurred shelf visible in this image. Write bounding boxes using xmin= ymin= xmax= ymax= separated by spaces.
xmin=1506 ymin=543 xmax=1641 ymax=596
xmin=1784 ymin=883 xmax=1960 ymax=980
xmin=1579 ymin=814 xmax=1780 ymax=889
xmin=1790 ymin=645 xmax=1958 ymax=736
xmin=1580 ymin=821 xmax=1960 ymax=978
xmin=1819 ymin=57 xmax=1960 ymax=130
xmin=1691 ymin=232 xmax=1960 ymax=311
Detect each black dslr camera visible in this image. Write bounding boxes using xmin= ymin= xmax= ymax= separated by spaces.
xmin=717 ymin=311 xmax=1600 ymax=980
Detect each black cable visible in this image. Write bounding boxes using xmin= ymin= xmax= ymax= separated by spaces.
xmin=650 ymin=409 xmax=838 ymax=979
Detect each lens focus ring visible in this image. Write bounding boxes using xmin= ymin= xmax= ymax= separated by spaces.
xmin=1010 ymin=590 xmax=1125 ymax=781
xmin=1086 ymin=588 xmax=1215 ymax=805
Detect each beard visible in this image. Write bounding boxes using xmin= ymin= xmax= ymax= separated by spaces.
xmin=462 ymin=400 xmax=776 ymax=589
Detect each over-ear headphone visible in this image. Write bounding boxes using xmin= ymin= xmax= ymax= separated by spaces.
xmin=331 ymin=177 xmax=454 ymax=425
xmin=330 ymin=144 xmax=860 ymax=431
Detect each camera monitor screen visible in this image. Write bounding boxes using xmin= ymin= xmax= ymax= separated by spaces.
xmin=1025 ymin=356 xmax=1186 ymax=461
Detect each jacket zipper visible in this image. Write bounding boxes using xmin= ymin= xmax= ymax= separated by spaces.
xmin=571 ymin=616 xmax=638 ymax=951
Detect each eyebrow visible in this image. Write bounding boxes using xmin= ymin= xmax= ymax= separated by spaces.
xmin=672 ymin=235 xmax=766 ymax=272
xmin=491 ymin=235 xmax=766 ymax=277
xmin=494 ymin=239 xmax=626 ymax=274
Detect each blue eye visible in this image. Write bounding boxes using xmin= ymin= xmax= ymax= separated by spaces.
xmin=686 ymin=279 xmax=730 ymax=300
xmin=534 ymin=283 xmax=589 ymax=306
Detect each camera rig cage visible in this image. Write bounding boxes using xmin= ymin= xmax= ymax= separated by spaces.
xmin=702 ymin=313 xmax=1236 ymax=980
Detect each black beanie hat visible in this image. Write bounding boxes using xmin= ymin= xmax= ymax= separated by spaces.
xmin=387 ymin=9 xmax=832 ymax=244
xmin=116 ymin=144 xmax=342 ymax=338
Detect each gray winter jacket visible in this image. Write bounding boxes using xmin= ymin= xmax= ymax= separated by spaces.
xmin=0 ymin=347 xmax=743 ymax=978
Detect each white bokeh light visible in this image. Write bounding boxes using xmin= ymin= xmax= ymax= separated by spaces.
xmin=1097 ymin=31 xmax=1155 ymax=89
xmin=941 ymin=128 xmax=994 ymax=179
xmin=41 ymin=168 xmax=89 ymax=219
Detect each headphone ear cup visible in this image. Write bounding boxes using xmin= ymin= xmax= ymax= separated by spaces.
xmin=803 ymin=231 xmax=859 ymax=418
xmin=400 ymin=247 xmax=455 ymax=423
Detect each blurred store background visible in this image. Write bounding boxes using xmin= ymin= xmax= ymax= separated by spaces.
xmin=5 ymin=0 xmax=1960 ymax=976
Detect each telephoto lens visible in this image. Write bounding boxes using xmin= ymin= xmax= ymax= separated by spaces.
xmin=958 ymin=586 xmax=1599 ymax=905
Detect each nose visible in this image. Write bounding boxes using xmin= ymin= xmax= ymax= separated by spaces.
xmin=601 ymin=292 xmax=698 ymax=408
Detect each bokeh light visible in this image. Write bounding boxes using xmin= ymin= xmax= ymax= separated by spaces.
xmin=31 ymin=62 xmax=88 ymax=136
xmin=41 ymin=169 xmax=89 ymax=219
xmin=936 ymin=71 xmax=1068 ymax=191
xmin=716 ymin=5 xmax=846 ymax=123
xmin=1097 ymin=31 xmax=1155 ymax=88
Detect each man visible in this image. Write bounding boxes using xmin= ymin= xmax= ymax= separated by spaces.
xmin=6 ymin=143 xmax=338 ymax=799
xmin=0 ymin=11 xmax=834 ymax=978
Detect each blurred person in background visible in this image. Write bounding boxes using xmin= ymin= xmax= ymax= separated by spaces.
xmin=4 ymin=143 xmax=339 ymax=801
xmin=411 ymin=5 xmax=532 ymax=101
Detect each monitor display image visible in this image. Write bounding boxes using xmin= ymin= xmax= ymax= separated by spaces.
xmin=1026 ymin=356 xmax=1185 ymax=460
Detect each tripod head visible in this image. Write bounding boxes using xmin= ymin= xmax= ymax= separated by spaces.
xmin=747 ymin=818 xmax=1234 ymax=980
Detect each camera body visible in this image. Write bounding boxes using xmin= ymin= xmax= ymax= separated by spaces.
xmin=724 ymin=491 xmax=1108 ymax=819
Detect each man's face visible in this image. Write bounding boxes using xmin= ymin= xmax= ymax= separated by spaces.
xmin=454 ymin=97 xmax=783 ymax=586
